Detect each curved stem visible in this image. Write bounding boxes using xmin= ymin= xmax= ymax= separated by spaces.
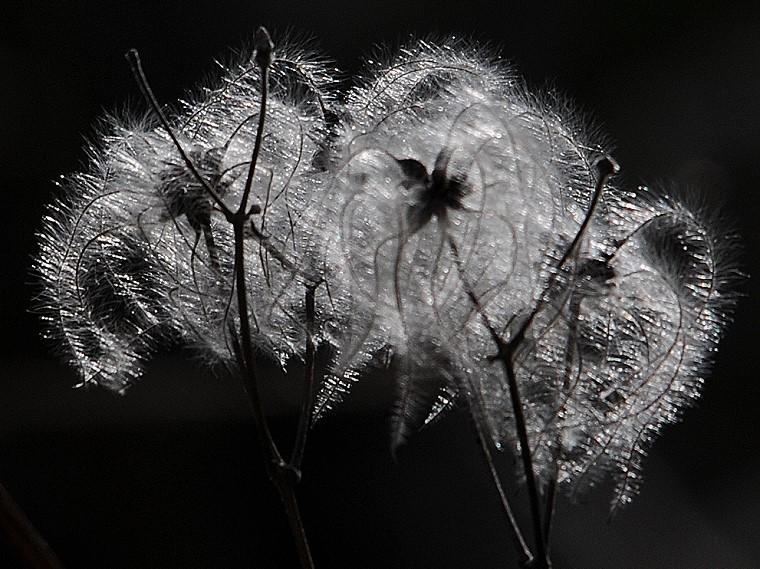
xmin=0 ymin=479 xmax=66 ymax=569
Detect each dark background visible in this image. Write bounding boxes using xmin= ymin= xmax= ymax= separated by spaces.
xmin=2 ymin=1 xmax=759 ymax=567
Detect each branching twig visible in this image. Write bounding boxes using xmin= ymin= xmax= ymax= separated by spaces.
xmin=128 ymin=27 xmax=316 ymax=569
xmin=448 ymin=235 xmax=549 ymax=568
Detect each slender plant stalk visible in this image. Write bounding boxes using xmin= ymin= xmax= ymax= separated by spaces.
xmin=125 ymin=52 xmax=227 ymax=213
xmin=509 ymin=157 xmax=619 ymax=358
xmin=447 ymin=235 xmax=549 ymax=568
xmin=0 ymin=479 xmax=66 ymax=569
xmin=466 ymin=403 xmax=533 ymax=566
xmin=495 ymin=337 xmax=550 ymax=569
xmin=542 ymin=467 xmax=558 ymax=551
xmin=290 ymin=284 xmax=319 ymax=472
xmin=448 ymin=158 xmax=619 ymax=569
xmin=127 ymin=28 xmax=316 ymax=569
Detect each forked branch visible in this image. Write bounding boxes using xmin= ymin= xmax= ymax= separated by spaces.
xmin=128 ymin=27 xmax=315 ymax=569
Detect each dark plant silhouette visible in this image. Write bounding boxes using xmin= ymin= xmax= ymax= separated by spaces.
xmin=32 ymin=30 xmax=740 ymax=569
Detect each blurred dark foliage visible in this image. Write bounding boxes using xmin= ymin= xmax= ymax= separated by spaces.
xmin=1 ymin=2 xmax=757 ymax=567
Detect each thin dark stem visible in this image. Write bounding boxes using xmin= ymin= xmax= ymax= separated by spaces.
xmin=466 ymin=405 xmax=533 ymax=566
xmin=510 ymin=157 xmax=619 ymax=347
xmin=447 ymin=235 xmax=549 ymax=568
xmin=232 ymin=222 xmax=282 ymax=462
xmin=542 ymin=468 xmax=558 ymax=550
xmin=272 ymin=475 xmax=315 ymax=569
xmin=232 ymin=222 xmax=313 ymax=568
xmin=234 ymin=202 xmax=315 ymax=569
xmin=290 ymin=284 xmax=319 ymax=471
xmin=128 ymin=27 xmax=315 ymax=569
xmin=542 ymin=274 xmax=585 ymax=548
xmin=125 ymin=49 xmax=230 ymax=215
xmin=230 ymin=29 xmax=315 ymax=569
xmin=239 ymin=28 xmax=273 ymax=215
xmin=525 ymin=157 xmax=619 ymax=557
xmin=0 ymin=480 xmax=66 ymax=569
xmin=496 ymin=337 xmax=551 ymax=569
xmin=451 ymin=160 xmax=618 ymax=568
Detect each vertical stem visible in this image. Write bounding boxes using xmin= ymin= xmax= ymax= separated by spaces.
xmin=542 ymin=470 xmax=558 ymax=549
xmin=496 ymin=339 xmax=550 ymax=569
xmin=290 ymin=284 xmax=318 ymax=471
xmin=447 ymin=235 xmax=550 ymax=568
xmin=273 ymin=475 xmax=315 ymax=569
xmin=128 ymin=27 xmax=315 ymax=569
xmin=239 ymin=28 xmax=273 ymax=215
xmin=233 ymin=207 xmax=315 ymax=569
xmin=232 ymin=223 xmax=281 ymax=462
xmin=231 ymin=28 xmax=314 ymax=569
xmin=466 ymin=404 xmax=533 ymax=566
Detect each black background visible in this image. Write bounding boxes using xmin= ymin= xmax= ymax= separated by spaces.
xmin=2 ymin=1 xmax=759 ymax=567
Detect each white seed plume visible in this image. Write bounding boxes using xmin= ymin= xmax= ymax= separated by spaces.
xmin=313 ymin=39 xmax=739 ymax=508
xmin=36 ymin=35 xmax=739 ymax=511
xmin=315 ymin=39 xmax=603 ymax=438
xmin=36 ymin=38 xmax=344 ymax=392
